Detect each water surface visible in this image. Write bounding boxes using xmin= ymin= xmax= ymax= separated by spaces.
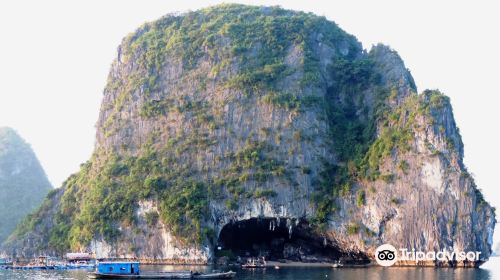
xmin=2 ymin=257 xmax=500 ymax=279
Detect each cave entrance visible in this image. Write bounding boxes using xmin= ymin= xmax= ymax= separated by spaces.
xmin=217 ymin=217 xmax=343 ymax=262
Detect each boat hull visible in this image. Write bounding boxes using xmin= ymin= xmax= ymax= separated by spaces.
xmin=193 ymin=271 xmax=236 ymax=279
xmin=241 ymin=265 xmax=266 ymax=268
xmin=87 ymin=271 xmax=236 ymax=279
xmin=88 ymin=272 xmax=190 ymax=279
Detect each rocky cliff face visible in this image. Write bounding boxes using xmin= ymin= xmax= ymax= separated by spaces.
xmin=3 ymin=4 xmax=494 ymax=266
xmin=0 ymin=127 xmax=52 ymax=244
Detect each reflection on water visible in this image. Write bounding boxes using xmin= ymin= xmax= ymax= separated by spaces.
xmin=1 ymin=257 xmax=500 ymax=280
xmin=232 ymin=266 xmax=493 ymax=280
xmin=0 ymin=270 xmax=88 ymax=280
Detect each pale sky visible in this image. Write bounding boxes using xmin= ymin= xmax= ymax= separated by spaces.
xmin=0 ymin=1 xmax=499 ymax=240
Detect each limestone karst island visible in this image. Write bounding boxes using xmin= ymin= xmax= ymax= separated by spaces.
xmin=0 ymin=3 xmax=496 ymax=279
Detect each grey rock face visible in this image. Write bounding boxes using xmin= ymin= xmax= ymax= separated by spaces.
xmin=93 ymin=21 xmax=495 ymax=264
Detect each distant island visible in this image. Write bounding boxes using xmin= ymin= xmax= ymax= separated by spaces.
xmin=0 ymin=127 xmax=52 ymax=244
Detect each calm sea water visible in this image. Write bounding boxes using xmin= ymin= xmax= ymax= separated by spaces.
xmin=2 ymin=257 xmax=500 ymax=280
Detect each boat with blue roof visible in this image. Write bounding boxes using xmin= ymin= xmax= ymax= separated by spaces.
xmin=87 ymin=262 xmax=236 ymax=279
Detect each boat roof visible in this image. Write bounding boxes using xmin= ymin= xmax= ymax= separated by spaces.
xmin=67 ymin=253 xmax=92 ymax=259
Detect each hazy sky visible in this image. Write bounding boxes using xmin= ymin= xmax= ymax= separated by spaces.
xmin=1 ymin=1 xmax=499 ymax=239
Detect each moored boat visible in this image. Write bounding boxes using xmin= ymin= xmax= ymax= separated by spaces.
xmin=241 ymin=257 xmax=266 ymax=268
xmin=66 ymin=252 xmax=96 ymax=269
xmin=87 ymin=262 xmax=236 ymax=279
xmin=192 ymin=271 xmax=236 ymax=279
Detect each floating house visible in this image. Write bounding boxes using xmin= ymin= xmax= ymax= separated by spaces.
xmin=66 ymin=252 xmax=93 ymax=263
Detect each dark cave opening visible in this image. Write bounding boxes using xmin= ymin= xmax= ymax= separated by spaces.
xmin=217 ymin=217 xmax=357 ymax=263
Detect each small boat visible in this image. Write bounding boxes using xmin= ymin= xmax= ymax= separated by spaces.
xmin=67 ymin=261 xmax=96 ymax=270
xmin=192 ymin=271 xmax=237 ymax=279
xmin=87 ymin=262 xmax=236 ymax=279
xmin=13 ymin=265 xmax=53 ymax=270
xmin=88 ymin=271 xmax=192 ymax=279
xmin=66 ymin=253 xmax=96 ymax=270
xmin=241 ymin=257 xmax=266 ymax=268
xmin=0 ymin=258 xmax=13 ymax=267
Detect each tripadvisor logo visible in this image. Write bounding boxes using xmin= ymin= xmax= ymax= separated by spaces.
xmin=374 ymin=244 xmax=482 ymax=267
xmin=375 ymin=244 xmax=398 ymax=266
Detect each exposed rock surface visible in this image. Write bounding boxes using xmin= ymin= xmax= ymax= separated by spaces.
xmin=0 ymin=127 xmax=52 ymax=244
xmin=2 ymin=4 xmax=494 ymax=266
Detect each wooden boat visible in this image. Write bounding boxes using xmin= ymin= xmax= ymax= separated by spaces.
xmin=8 ymin=265 xmax=55 ymax=270
xmin=87 ymin=262 xmax=235 ymax=279
xmin=66 ymin=260 xmax=96 ymax=269
xmin=331 ymin=262 xmax=343 ymax=268
xmin=88 ymin=271 xmax=236 ymax=279
xmin=88 ymin=271 xmax=191 ymax=279
xmin=241 ymin=263 xmax=265 ymax=268
xmin=192 ymin=271 xmax=236 ymax=279
xmin=241 ymin=257 xmax=266 ymax=268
